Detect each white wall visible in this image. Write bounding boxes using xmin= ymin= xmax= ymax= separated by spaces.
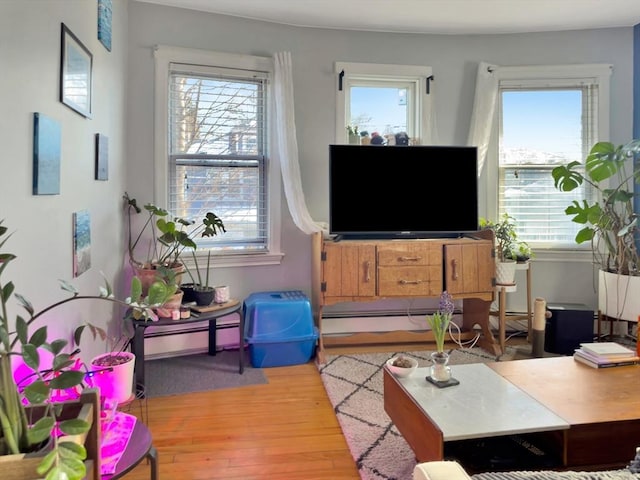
xmin=0 ymin=0 xmax=130 ymax=363
xmin=127 ymin=2 xmax=633 ymax=325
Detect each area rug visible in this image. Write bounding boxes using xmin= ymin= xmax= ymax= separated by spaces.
xmin=318 ymin=347 xmax=638 ymax=480
xmin=318 ymin=347 xmax=502 ymax=480
xmin=144 ymin=350 xmax=267 ymax=397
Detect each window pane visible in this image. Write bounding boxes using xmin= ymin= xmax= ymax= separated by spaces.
xmin=169 ymin=67 xmax=267 ymax=252
xmin=349 ymin=85 xmax=410 ymax=142
xmin=499 ymin=88 xmax=593 ymax=245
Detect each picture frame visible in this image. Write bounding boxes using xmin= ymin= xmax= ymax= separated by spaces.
xmin=95 ymin=133 xmax=108 ymax=180
xmin=97 ymin=0 xmax=112 ymax=52
xmin=60 ymin=23 xmax=93 ymax=118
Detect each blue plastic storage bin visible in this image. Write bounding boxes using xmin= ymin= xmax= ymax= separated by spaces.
xmin=243 ymin=290 xmax=317 ymax=367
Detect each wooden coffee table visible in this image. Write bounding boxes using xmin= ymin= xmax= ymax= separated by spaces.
xmin=384 ymin=356 xmax=640 ymax=471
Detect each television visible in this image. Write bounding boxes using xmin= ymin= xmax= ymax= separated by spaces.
xmin=329 ymin=144 xmax=478 ymax=239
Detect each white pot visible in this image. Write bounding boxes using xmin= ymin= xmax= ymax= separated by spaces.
xmin=496 ymin=260 xmax=517 ymax=286
xmin=598 ymin=269 xmax=640 ymax=322
xmin=89 ymin=351 xmax=135 ymax=405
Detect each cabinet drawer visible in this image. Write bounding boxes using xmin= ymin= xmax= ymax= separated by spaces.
xmin=377 ymin=244 xmax=442 ymax=266
xmin=378 ymin=265 xmax=443 ymax=296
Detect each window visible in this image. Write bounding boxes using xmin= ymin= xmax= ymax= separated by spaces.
xmin=490 ymin=64 xmax=611 ymax=249
xmin=154 ymin=47 xmax=282 ymax=266
xmin=335 ymin=62 xmax=434 ymax=145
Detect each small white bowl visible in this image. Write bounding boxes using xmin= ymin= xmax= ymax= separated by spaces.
xmin=386 ymin=356 xmax=418 ymax=378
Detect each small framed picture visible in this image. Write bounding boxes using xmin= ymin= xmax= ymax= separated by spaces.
xmin=60 ymin=23 xmax=93 ymax=118
xmin=98 ymin=0 xmax=112 ymax=52
xmin=95 ymin=133 xmax=108 ymax=180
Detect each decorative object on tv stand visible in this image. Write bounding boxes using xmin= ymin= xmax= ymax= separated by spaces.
xmin=426 ymin=291 xmax=454 ymax=383
xmin=552 ymin=139 xmax=640 ymax=333
xmin=0 ymin=220 xmax=173 ymax=480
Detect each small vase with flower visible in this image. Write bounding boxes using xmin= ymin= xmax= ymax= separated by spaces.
xmin=427 ymin=291 xmax=454 ymax=383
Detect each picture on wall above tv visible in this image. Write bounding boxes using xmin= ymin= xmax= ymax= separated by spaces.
xmin=329 ymin=144 xmax=478 ymax=239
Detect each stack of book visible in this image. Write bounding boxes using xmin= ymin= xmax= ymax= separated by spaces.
xmin=573 ymin=342 xmax=640 ymax=369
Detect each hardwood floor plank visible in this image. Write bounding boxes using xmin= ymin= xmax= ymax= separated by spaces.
xmin=118 ymin=360 xmax=360 ymax=480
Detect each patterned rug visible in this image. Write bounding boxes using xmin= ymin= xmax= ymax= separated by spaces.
xmin=318 ymin=347 xmax=502 ymax=480
xmin=318 ymin=346 xmax=638 ymax=480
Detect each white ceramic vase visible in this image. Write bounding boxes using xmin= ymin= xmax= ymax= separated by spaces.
xmin=89 ymin=351 xmax=135 ymax=404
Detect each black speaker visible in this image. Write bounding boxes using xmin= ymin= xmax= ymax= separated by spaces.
xmin=544 ymin=303 xmax=594 ymax=355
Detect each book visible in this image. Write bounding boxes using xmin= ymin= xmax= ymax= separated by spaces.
xmin=574 ymin=348 xmax=640 ymax=364
xmin=579 ymin=342 xmax=637 ymax=358
xmin=573 ymin=350 xmax=640 ymax=369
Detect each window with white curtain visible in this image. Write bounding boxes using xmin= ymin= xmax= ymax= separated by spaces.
xmin=335 ymin=62 xmax=434 ymax=145
xmin=491 ymin=64 xmax=611 ymax=249
xmin=154 ymin=47 xmax=283 ymax=266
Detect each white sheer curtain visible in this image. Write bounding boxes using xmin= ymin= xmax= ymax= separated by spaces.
xmin=272 ymin=52 xmax=322 ymax=234
xmin=467 ymin=62 xmax=499 ymax=176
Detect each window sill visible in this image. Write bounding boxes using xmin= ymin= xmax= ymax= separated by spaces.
xmin=530 ymin=247 xmax=593 ymax=264
xmin=182 ymin=251 xmax=285 ymax=269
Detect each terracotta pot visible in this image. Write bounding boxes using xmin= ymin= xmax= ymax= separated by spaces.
xmin=133 ymin=263 xmax=185 ymax=295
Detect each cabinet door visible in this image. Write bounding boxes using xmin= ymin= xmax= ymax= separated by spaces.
xmin=323 ymin=242 xmax=376 ymax=297
xmin=444 ymin=243 xmax=494 ymax=295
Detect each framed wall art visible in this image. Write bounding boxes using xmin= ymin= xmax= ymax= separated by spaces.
xmin=98 ymin=0 xmax=112 ymax=51
xmin=73 ymin=210 xmax=92 ymax=277
xmin=33 ymin=112 xmax=61 ymax=195
xmin=60 ymin=23 xmax=93 ymax=118
xmin=95 ymin=133 xmax=108 ymax=180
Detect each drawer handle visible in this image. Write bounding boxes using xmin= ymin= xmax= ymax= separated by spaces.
xmin=364 ymin=261 xmax=371 ymax=282
xmin=452 ymin=259 xmax=459 ymax=280
xmin=399 ymin=279 xmax=423 ymax=285
xmin=399 ymin=256 xmax=422 ymax=262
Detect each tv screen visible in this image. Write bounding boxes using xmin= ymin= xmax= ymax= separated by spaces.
xmin=329 ymin=144 xmax=478 ymax=239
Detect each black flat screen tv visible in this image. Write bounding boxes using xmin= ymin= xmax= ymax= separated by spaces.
xmin=329 ymin=144 xmax=478 ymax=239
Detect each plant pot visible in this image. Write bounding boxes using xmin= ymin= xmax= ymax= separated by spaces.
xmin=496 ymin=260 xmax=517 ymax=285
xmin=89 ymin=351 xmax=135 ymax=404
xmin=181 ymin=283 xmax=196 ymax=303
xmin=598 ymin=269 xmax=640 ymax=323
xmin=193 ymin=286 xmax=215 ymax=306
xmin=133 ymin=263 xmax=185 ymax=295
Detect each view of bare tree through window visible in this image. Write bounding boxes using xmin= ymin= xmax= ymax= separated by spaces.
xmin=169 ymin=67 xmax=267 ymax=252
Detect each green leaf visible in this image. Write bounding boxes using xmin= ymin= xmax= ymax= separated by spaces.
xmin=49 ymin=339 xmax=67 ymax=356
xmin=1 ymin=281 xmax=14 ymax=302
xmin=24 ymin=380 xmax=50 ymax=404
xmin=58 ymin=455 xmax=87 ymax=480
xmin=147 ymin=281 xmax=169 ymax=305
xmin=16 ymin=315 xmax=28 ymax=344
xmin=49 ymin=370 xmax=85 ymax=390
xmin=59 ymin=279 xmax=79 ymax=295
xmin=22 ymin=343 xmax=40 ymax=370
xmin=15 ymin=292 xmax=34 ymax=315
xmin=36 ymin=449 xmax=57 ymax=476
xmin=575 ymin=226 xmax=596 ymax=244
xmin=59 ymin=440 xmax=87 ymax=458
xmin=29 ymin=326 xmax=48 ymax=347
xmin=59 ymin=419 xmax=90 ymax=436
xmin=28 ymin=416 xmax=56 ymax=444
xmin=52 ymin=353 xmax=74 ymax=371
xmin=130 ymin=276 xmax=142 ymax=303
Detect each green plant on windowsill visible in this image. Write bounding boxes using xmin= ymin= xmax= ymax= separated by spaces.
xmin=0 ymin=220 xmax=174 ymax=480
xmin=479 ymin=213 xmax=520 ymax=262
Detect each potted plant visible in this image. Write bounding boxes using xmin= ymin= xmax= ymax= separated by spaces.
xmin=426 ymin=291 xmax=454 ymax=382
xmin=124 ymin=193 xmax=225 ymax=298
xmin=552 ymin=139 xmax=640 ymax=326
xmin=183 ymin=213 xmax=227 ymax=306
xmin=479 ymin=213 xmax=528 ymax=285
xmin=0 ymin=220 xmax=173 ymax=480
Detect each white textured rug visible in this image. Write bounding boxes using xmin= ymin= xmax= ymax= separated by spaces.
xmin=318 ymin=347 xmax=638 ymax=480
xmin=318 ymin=348 xmax=500 ymax=480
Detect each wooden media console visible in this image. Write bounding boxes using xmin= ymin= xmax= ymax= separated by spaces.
xmin=311 ymin=231 xmax=501 ymax=361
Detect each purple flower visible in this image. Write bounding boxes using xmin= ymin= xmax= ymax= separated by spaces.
xmin=438 ymin=291 xmax=454 ymax=315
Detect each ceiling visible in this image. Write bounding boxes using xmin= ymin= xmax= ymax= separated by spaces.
xmin=134 ymin=0 xmax=640 ymax=35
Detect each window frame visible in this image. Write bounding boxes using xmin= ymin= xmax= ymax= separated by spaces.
xmin=153 ymin=45 xmax=283 ymax=267
xmin=485 ymin=63 xmax=612 ymax=258
xmin=335 ymin=62 xmax=434 ymax=145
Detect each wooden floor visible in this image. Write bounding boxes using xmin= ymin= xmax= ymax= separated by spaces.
xmin=119 ymin=339 xmax=524 ymax=480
